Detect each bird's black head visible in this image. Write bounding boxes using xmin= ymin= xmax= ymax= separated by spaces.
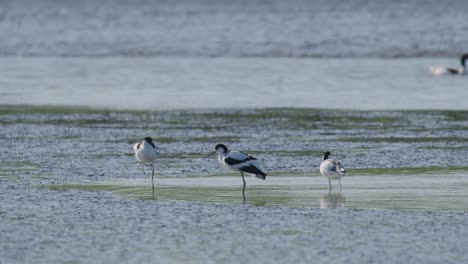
xmin=205 ymin=143 xmax=228 ymax=158
xmin=323 ymin=151 xmax=331 ymax=160
xmin=461 ymin=54 xmax=468 ymax=67
xmin=215 ymin=143 xmax=228 ymax=153
xmin=144 ymin=137 xmax=156 ymax=148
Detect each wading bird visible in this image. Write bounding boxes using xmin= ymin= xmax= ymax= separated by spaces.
xmin=206 ymin=144 xmax=266 ymax=199
xmin=320 ymin=151 xmax=346 ymax=191
xmin=430 ymin=54 xmax=468 ymax=76
xmin=133 ymin=137 xmax=157 ymax=185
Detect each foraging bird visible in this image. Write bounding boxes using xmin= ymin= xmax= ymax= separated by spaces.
xmin=430 ymin=54 xmax=468 ymax=76
xmin=206 ymin=144 xmax=266 ymax=197
xmin=320 ymin=151 xmax=346 ymax=191
xmin=133 ymin=137 xmax=157 ymax=184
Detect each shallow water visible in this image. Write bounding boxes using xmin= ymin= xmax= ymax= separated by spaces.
xmin=62 ymin=167 xmax=468 ymax=211
xmin=1 ymin=57 xmax=467 ymax=110
xmin=49 ymin=171 xmax=468 ymax=211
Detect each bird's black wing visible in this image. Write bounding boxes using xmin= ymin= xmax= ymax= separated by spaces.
xmin=225 ymin=155 xmax=257 ymax=165
xmin=447 ymin=68 xmax=458 ymax=74
xmin=240 ymin=165 xmax=267 ymax=179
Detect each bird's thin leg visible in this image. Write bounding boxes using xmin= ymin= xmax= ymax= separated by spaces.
xmin=151 ymin=163 xmax=155 ymax=187
xmin=328 ymin=175 xmax=332 ymax=191
xmin=338 ymin=178 xmax=342 ymax=190
xmin=142 ymin=164 xmax=147 ymax=183
xmin=241 ymin=172 xmax=246 ymax=197
xmin=152 ymin=181 xmax=155 ymax=199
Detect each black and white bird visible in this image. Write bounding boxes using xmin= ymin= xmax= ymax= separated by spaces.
xmin=320 ymin=151 xmax=346 ymax=191
xmin=430 ymin=54 xmax=468 ymax=76
xmin=133 ymin=137 xmax=157 ymax=184
xmin=206 ymin=144 xmax=266 ymax=197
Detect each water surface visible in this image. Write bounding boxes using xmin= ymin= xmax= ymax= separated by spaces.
xmin=49 ymin=170 xmax=468 ymax=211
xmin=1 ymin=0 xmax=467 ymax=57
xmin=1 ymin=57 xmax=467 ymax=109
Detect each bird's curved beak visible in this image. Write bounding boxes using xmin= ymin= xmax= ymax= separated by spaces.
xmin=205 ymin=151 xmax=216 ymax=158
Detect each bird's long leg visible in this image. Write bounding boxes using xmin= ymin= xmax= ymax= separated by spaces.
xmin=151 ymin=163 xmax=155 ymax=187
xmin=152 ymin=180 xmax=155 ymax=199
xmin=142 ymin=164 xmax=146 ymax=183
xmin=338 ymin=178 xmax=342 ymax=190
xmin=328 ymin=175 xmax=332 ymax=191
xmin=241 ymin=172 xmax=246 ymax=199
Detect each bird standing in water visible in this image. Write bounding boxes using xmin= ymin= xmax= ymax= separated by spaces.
xmin=206 ymin=143 xmax=267 ymax=200
xmin=133 ymin=137 xmax=157 ymax=185
xmin=320 ymin=151 xmax=346 ymax=191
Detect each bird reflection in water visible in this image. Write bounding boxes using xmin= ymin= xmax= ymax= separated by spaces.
xmin=320 ymin=192 xmax=346 ymax=209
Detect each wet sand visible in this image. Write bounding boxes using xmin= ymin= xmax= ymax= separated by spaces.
xmin=1 ymin=187 xmax=468 ymax=264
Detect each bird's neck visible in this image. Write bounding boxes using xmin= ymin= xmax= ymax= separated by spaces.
xmin=143 ymin=141 xmax=154 ymax=148
xmin=461 ymin=54 xmax=468 ymax=68
xmin=217 ymin=152 xmax=226 ymax=163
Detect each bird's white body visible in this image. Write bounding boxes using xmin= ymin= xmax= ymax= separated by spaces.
xmin=133 ymin=137 xmax=158 ymax=185
xmin=133 ymin=140 xmax=157 ymax=164
xmin=320 ymin=159 xmax=346 ymax=180
xmin=430 ymin=66 xmax=465 ymax=76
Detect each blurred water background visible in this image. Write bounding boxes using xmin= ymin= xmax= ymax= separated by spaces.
xmin=0 ymin=0 xmax=467 ymax=109
xmin=1 ymin=0 xmax=467 ymax=57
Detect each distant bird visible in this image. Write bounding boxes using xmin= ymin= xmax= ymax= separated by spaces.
xmin=133 ymin=137 xmax=157 ymax=184
xmin=430 ymin=54 xmax=468 ymax=76
xmin=206 ymin=144 xmax=266 ymax=197
xmin=320 ymin=151 xmax=346 ymax=191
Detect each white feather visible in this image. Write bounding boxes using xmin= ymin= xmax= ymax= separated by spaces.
xmin=320 ymin=159 xmax=345 ymax=180
xmin=430 ymin=66 xmax=450 ymax=76
xmin=134 ymin=140 xmax=157 ymax=164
